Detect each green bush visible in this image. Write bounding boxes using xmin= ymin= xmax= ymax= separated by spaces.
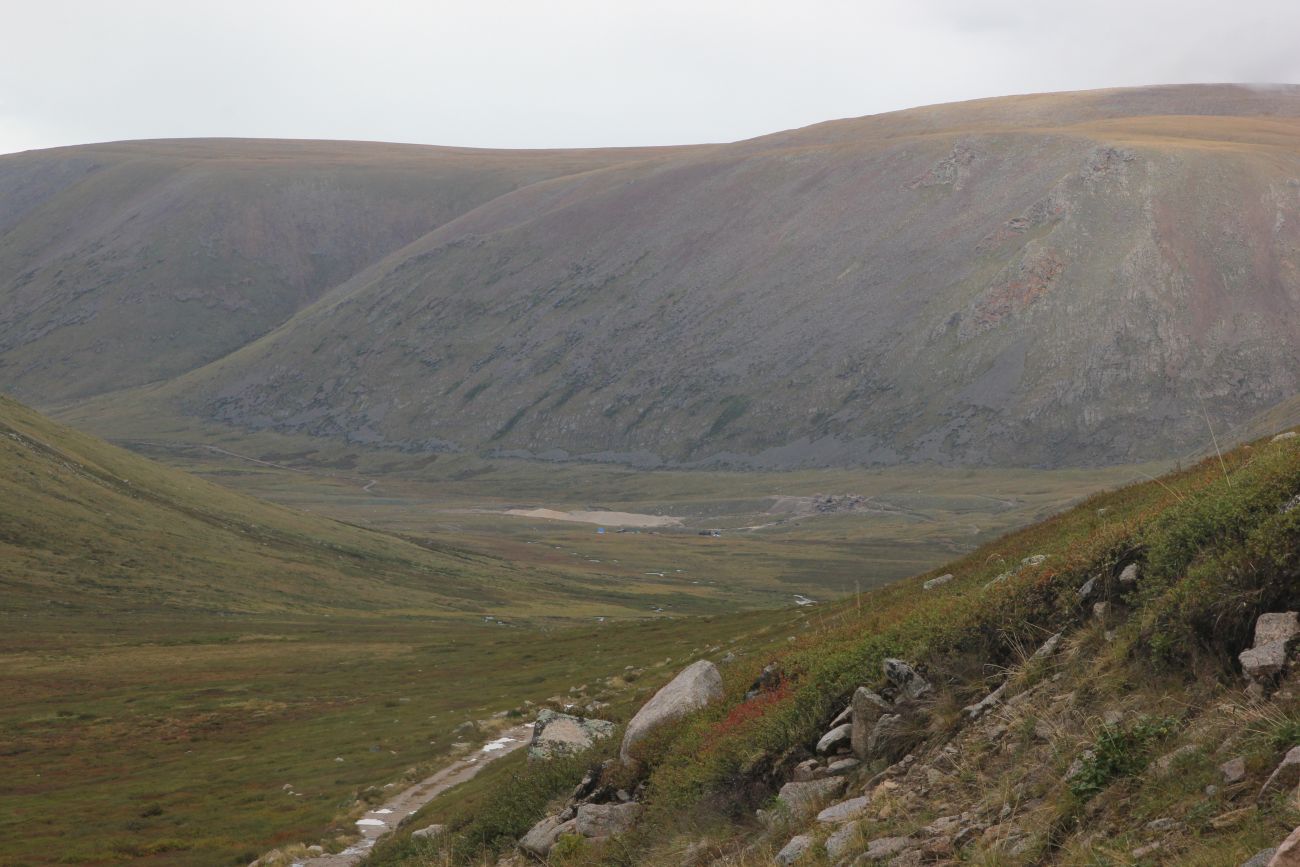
xmin=1067 ymin=716 xmax=1179 ymax=800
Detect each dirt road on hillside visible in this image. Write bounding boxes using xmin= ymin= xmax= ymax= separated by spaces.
xmin=302 ymin=724 xmax=533 ymax=866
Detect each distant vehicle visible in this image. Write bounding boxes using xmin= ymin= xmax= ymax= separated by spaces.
xmin=698 ymin=529 xmax=722 ymax=537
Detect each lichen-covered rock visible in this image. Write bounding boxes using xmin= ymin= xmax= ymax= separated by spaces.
xmin=620 ymin=660 xmax=723 ymax=763
xmin=883 ymin=659 xmax=931 ymax=700
xmin=1221 ymin=756 xmax=1247 ymax=784
xmin=1271 ymin=826 xmax=1300 ymax=865
xmin=851 ymin=687 xmax=890 ymax=758
xmin=817 ymin=722 xmax=853 ymax=754
xmin=529 ymin=709 xmax=615 ymax=759
xmin=867 ymin=714 xmax=912 ymax=762
xmin=1241 ymin=613 xmax=1300 ymax=684
xmin=816 ymin=795 xmax=871 ymax=824
xmin=861 ymin=835 xmax=914 ymax=861
xmin=775 ymin=777 xmax=847 ymax=820
xmin=923 ymin=573 xmax=953 ymax=590
xmin=825 ymin=821 xmax=859 ymax=861
xmin=411 ymin=823 xmax=445 ymax=839
xmin=519 ymin=815 xmax=576 ymax=857
xmin=574 ymin=802 xmax=641 ymax=838
xmin=776 ymin=834 xmax=815 ymax=865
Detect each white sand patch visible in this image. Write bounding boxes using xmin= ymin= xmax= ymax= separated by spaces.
xmin=481 ymin=736 xmax=516 ymax=752
xmin=356 ymin=818 xmax=386 ymax=827
xmin=502 ymin=508 xmax=681 ymax=527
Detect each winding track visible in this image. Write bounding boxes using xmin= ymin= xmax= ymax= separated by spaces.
xmin=303 ymin=724 xmax=533 ymax=866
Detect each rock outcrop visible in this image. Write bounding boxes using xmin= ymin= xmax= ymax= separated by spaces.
xmin=1240 ymin=612 xmax=1300 ymax=686
xmin=529 ymin=709 xmax=615 ymax=759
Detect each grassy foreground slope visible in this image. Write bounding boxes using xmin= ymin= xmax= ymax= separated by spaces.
xmin=0 ymin=392 xmax=547 ymax=615
xmin=365 ymin=428 xmax=1300 ymax=865
xmin=0 ymin=395 xmax=805 ymax=866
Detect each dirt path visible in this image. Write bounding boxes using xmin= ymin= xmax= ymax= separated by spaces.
xmin=302 ymin=724 xmax=533 ymax=866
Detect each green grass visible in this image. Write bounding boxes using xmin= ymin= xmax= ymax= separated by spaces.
xmin=356 ymin=429 xmax=1300 ymax=865
xmin=0 ymin=609 xmax=796 ymax=866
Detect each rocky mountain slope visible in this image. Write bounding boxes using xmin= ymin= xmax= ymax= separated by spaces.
xmin=4 ymin=85 xmax=1300 ymax=468
xmin=0 ymin=138 xmax=685 ymax=402
xmin=355 ymin=428 xmax=1300 ymax=866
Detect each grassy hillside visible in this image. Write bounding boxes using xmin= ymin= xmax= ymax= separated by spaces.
xmin=0 ymin=395 xmax=809 ymax=866
xmin=68 ymin=83 xmax=1297 ymax=470
xmin=360 ymin=427 xmax=1300 ymax=865
xmin=0 ymin=391 xmax=555 ymax=615
xmin=0 ymin=139 xmax=693 ymax=403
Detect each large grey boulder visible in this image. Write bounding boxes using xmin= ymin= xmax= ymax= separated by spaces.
xmin=518 ymin=815 xmax=576 ymax=857
xmin=851 ymin=688 xmax=890 ymax=759
xmin=774 ymin=777 xmax=847 ymax=820
xmin=1271 ymin=826 xmax=1300 ymax=865
xmin=817 ymin=723 xmax=853 ymax=754
xmin=867 ymin=714 xmax=912 ymax=762
xmin=883 ymin=659 xmax=931 ymax=700
xmin=826 ymin=822 xmax=860 ymax=861
xmin=529 ymin=709 xmax=615 ymax=759
xmin=923 ymin=573 xmax=953 ymax=591
xmin=620 ymin=660 xmax=723 ymax=763
xmin=411 ymin=823 xmax=445 ymax=840
xmin=575 ymin=802 xmax=642 ymax=838
xmin=776 ymin=834 xmax=815 ymax=865
xmin=861 ymin=836 xmax=914 ymax=861
xmin=1241 ymin=613 xmax=1300 ymax=684
xmin=816 ymin=795 xmax=871 ymax=824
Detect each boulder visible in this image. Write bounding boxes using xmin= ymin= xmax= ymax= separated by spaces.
xmin=1260 ymin=746 xmax=1300 ymax=801
xmin=1077 ymin=576 xmax=1098 ymax=601
xmin=1240 ymin=613 xmax=1300 ymax=683
xmin=1244 ymin=850 xmax=1278 ymax=867
xmin=851 ymin=688 xmax=890 ymax=758
xmin=816 ymin=795 xmax=871 ymax=824
xmin=1257 ymin=613 xmax=1300 ymax=646
xmin=866 ymin=714 xmax=912 ymax=762
xmin=411 ymin=823 xmax=445 ymax=840
xmin=519 ymin=815 xmax=576 ymax=857
xmin=828 ymin=703 xmax=853 ymax=728
xmin=792 ymin=758 xmax=823 ymax=782
xmin=1271 ymin=827 xmax=1300 ymax=866
xmin=529 ymin=709 xmax=615 ymax=759
xmin=1273 ymin=431 xmax=1298 ymax=442
xmin=620 ymin=660 xmax=723 ymax=763
xmin=1220 ymin=756 xmax=1247 ymax=784
xmin=883 ymin=659 xmax=931 ymax=700
xmin=923 ymin=573 xmax=953 ymax=590
xmin=1242 ymin=642 xmax=1289 ymax=683
xmin=1119 ymin=563 xmax=1140 ymax=585
xmin=574 ymin=802 xmax=641 ymax=838
xmin=775 ymin=777 xmax=847 ymax=820
xmin=826 ymin=757 xmax=860 ymax=776
xmin=817 ymin=723 xmax=853 ymax=754
xmin=826 ymin=822 xmax=859 ymax=861
xmin=861 ymin=835 xmax=914 ymax=861
xmin=775 ymin=834 xmax=815 ymax=865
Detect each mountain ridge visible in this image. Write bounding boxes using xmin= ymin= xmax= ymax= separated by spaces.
xmin=4 ymin=84 xmax=1300 ymax=468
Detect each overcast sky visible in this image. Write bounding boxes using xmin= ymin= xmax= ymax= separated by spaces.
xmin=3 ymin=0 xmax=1299 ymax=155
